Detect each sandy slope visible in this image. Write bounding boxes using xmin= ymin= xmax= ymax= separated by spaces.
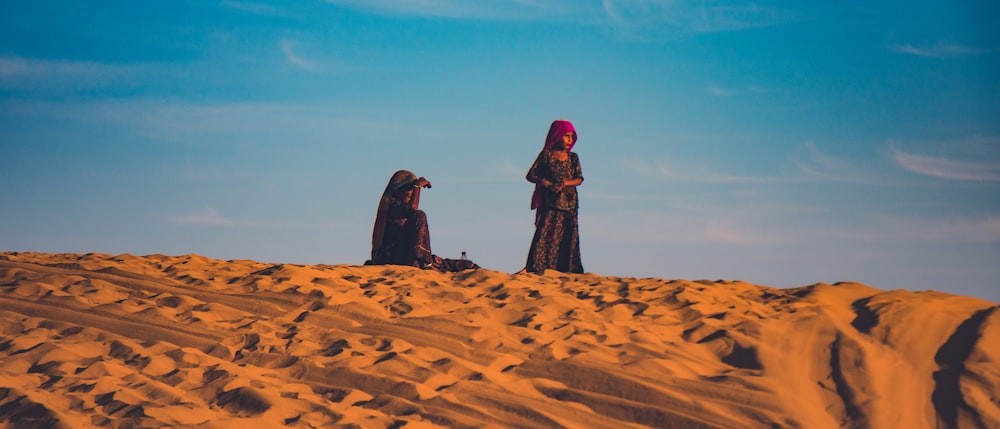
xmin=0 ymin=252 xmax=996 ymax=429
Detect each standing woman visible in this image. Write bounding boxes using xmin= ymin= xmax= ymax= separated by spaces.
xmin=525 ymin=119 xmax=584 ymax=274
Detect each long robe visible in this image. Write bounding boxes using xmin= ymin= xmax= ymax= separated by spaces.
xmin=368 ymin=170 xmax=478 ymax=272
xmin=525 ymin=150 xmax=584 ymax=274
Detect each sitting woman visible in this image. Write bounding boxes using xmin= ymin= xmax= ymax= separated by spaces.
xmin=367 ymin=170 xmax=478 ymax=272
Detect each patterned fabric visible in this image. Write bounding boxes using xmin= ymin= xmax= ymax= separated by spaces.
xmin=531 ymin=120 xmax=578 ymax=212
xmin=525 ymin=150 xmax=584 ymax=274
xmin=371 ymin=170 xmax=419 ymax=261
xmin=528 ymin=151 xmax=582 ymax=212
xmin=368 ymin=170 xmax=478 ymax=272
xmin=375 ymin=199 xmax=433 ymax=267
xmin=525 ymin=206 xmax=583 ymax=274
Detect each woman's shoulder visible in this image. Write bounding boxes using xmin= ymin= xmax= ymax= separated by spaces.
xmin=534 ymin=150 xmax=555 ymax=164
xmin=385 ymin=196 xmax=409 ymax=212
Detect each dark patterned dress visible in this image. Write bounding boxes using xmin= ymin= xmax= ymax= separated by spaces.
xmin=526 ymin=150 xmax=584 ymax=274
xmin=375 ymin=197 xmax=434 ymax=268
xmin=371 ymin=196 xmax=478 ymax=272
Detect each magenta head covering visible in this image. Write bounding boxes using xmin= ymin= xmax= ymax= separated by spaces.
xmin=544 ymin=119 xmax=578 ymax=151
xmin=531 ymin=120 xmax=578 ymax=217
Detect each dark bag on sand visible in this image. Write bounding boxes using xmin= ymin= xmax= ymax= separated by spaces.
xmin=437 ymin=257 xmax=478 ymax=272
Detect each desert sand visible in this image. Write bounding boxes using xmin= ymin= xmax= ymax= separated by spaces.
xmin=0 ymin=252 xmax=997 ymax=428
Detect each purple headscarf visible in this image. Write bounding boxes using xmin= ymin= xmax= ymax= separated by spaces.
xmin=543 ymin=119 xmax=577 ymax=152
xmin=531 ymin=120 xmax=577 ymax=213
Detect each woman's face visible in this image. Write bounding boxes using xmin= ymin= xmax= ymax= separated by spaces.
xmin=395 ymin=187 xmax=414 ymax=203
xmin=554 ymin=132 xmax=575 ymax=150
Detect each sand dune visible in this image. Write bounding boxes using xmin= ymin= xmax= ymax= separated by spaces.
xmin=1 ymin=252 xmax=997 ymax=428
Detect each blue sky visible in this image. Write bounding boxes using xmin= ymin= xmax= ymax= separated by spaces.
xmin=2 ymin=1 xmax=998 ymax=302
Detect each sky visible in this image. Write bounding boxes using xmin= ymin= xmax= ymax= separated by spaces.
xmin=2 ymin=1 xmax=998 ymax=302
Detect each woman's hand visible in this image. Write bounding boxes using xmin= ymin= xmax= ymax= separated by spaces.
xmin=414 ymin=177 xmax=432 ymax=189
xmin=562 ymin=178 xmax=582 ymax=188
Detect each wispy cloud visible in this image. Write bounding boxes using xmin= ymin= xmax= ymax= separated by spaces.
xmin=168 ymin=207 xmax=254 ymax=226
xmin=703 ymin=219 xmax=782 ymax=245
xmin=280 ymin=39 xmax=318 ymax=71
xmin=1 ymin=98 xmax=453 ymax=148
xmin=326 ymin=0 xmax=786 ymax=33
xmin=166 ymin=206 xmax=356 ymax=230
xmin=791 ymin=141 xmax=880 ymax=184
xmin=874 ymin=213 xmax=1000 ymax=243
xmin=583 ymin=201 xmax=824 ymax=247
xmin=325 ymin=0 xmax=566 ymax=20
xmin=0 ymin=56 xmax=144 ymax=91
xmin=889 ymin=42 xmax=986 ymax=58
xmin=622 ymin=142 xmax=887 ymax=185
xmin=495 ymin=156 xmax=527 ymax=181
xmin=622 ymin=156 xmax=789 ymax=183
xmin=891 ymin=146 xmax=1000 ymax=181
xmin=707 ymin=82 xmax=770 ymax=97
xmin=223 ymin=1 xmax=295 ymax=17
xmin=602 ymin=0 xmax=786 ymax=36
xmin=587 ymin=204 xmax=1000 ymax=249
xmin=707 ymin=83 xmax=735 ymax=96
xmin=792 ymin=143 xmax=841 ymax=179
xmin=583 ymin=209 xmax=716 ymax=245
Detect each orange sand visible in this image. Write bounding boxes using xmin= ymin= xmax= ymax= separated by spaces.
xmin=1 ymin=252 xmax=997 ymax=428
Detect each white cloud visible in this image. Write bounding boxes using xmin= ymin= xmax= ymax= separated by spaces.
xmin=707 ymin=83 xmax=735 ymax=96
xmin=891 ymin=146 xmax=1000 ymax=181
xmin=707 ymin=83 xmax=770 ymax=97
xmin=325 ymin=0 xmax=786 ymax=33
xmin=790 ymin=141 xmax=878 ymax=184
xmin=621 ymin=142 xmax=889 ymax=185
xmin=703 ymin=219 xmax=780 ymax=245
xmin=325 ymin=0 xmax=567 ymax=20
xmin=0 ymin=56 xmax=144 ymax=91
xmin=168 ymin=207 xmax=250 ymax=226
xmin=583 ymin=209 xmax=707 ymax=245
xmin=583 ymin=201 xmax=824 ymax=247
xmin=280 ymin=39 xmax=319 ymax=71
xmin=889 ymin=42 xmax=986 ymax=58
xmin=166 ymin=206 xmax=357 ymax=230
xmin=495 ymin=156 xmax=527 ymax=181
xmin=874 ymin=214 xmax=1000 ymax=243
xmin=602 ymin=0 xmax=785 ymax=35
xmin=167 ymin=206 xmax=238 ymax=225
xmin=277 ymin=38 xmax=357 ymax=74
xmin=793 ymin=142 xmax=842 ymax=176
xmin=586 ymin=203 xmax=1000 ymax=251
xmin=223 ymin=1 xmax=294 ymax=17
xmin=0 ymin=98 xmax=457 ymax=149
xmin=622 ymin=155 xmax=788 ymax=184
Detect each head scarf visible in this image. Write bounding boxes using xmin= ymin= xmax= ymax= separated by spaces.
xmin=382 ymin=170 xmax=418 ymax=201
xmin=543 ymin=119 xmax=577 ymax=152
xmin=371 ymin=170 xmax=418 ymax=260
xmin=531 ymin=120 xmax=577 ymax=217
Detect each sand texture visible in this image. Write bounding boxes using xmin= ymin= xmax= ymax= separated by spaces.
xmin=1 ymin=252 xmax=997 ymax=428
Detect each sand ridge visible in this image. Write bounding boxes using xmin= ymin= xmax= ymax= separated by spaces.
xmin=0 ymin=252 xmax=997 ymax=428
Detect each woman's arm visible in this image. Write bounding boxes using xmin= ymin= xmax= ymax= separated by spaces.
xmin=562 ymin=177 xmax=583 ymax=187
xmin=409 ymin=187 xmax=421 ymax=211
xmin=526 ymin=152 xmax=544 ymax=184
xmin=562 ymin=152 xmax=584 ymax=188
xmin=408 ymin=177 xmax=432 ymax=210
xmin=527 ymin=152 xmax=558 ymax=190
